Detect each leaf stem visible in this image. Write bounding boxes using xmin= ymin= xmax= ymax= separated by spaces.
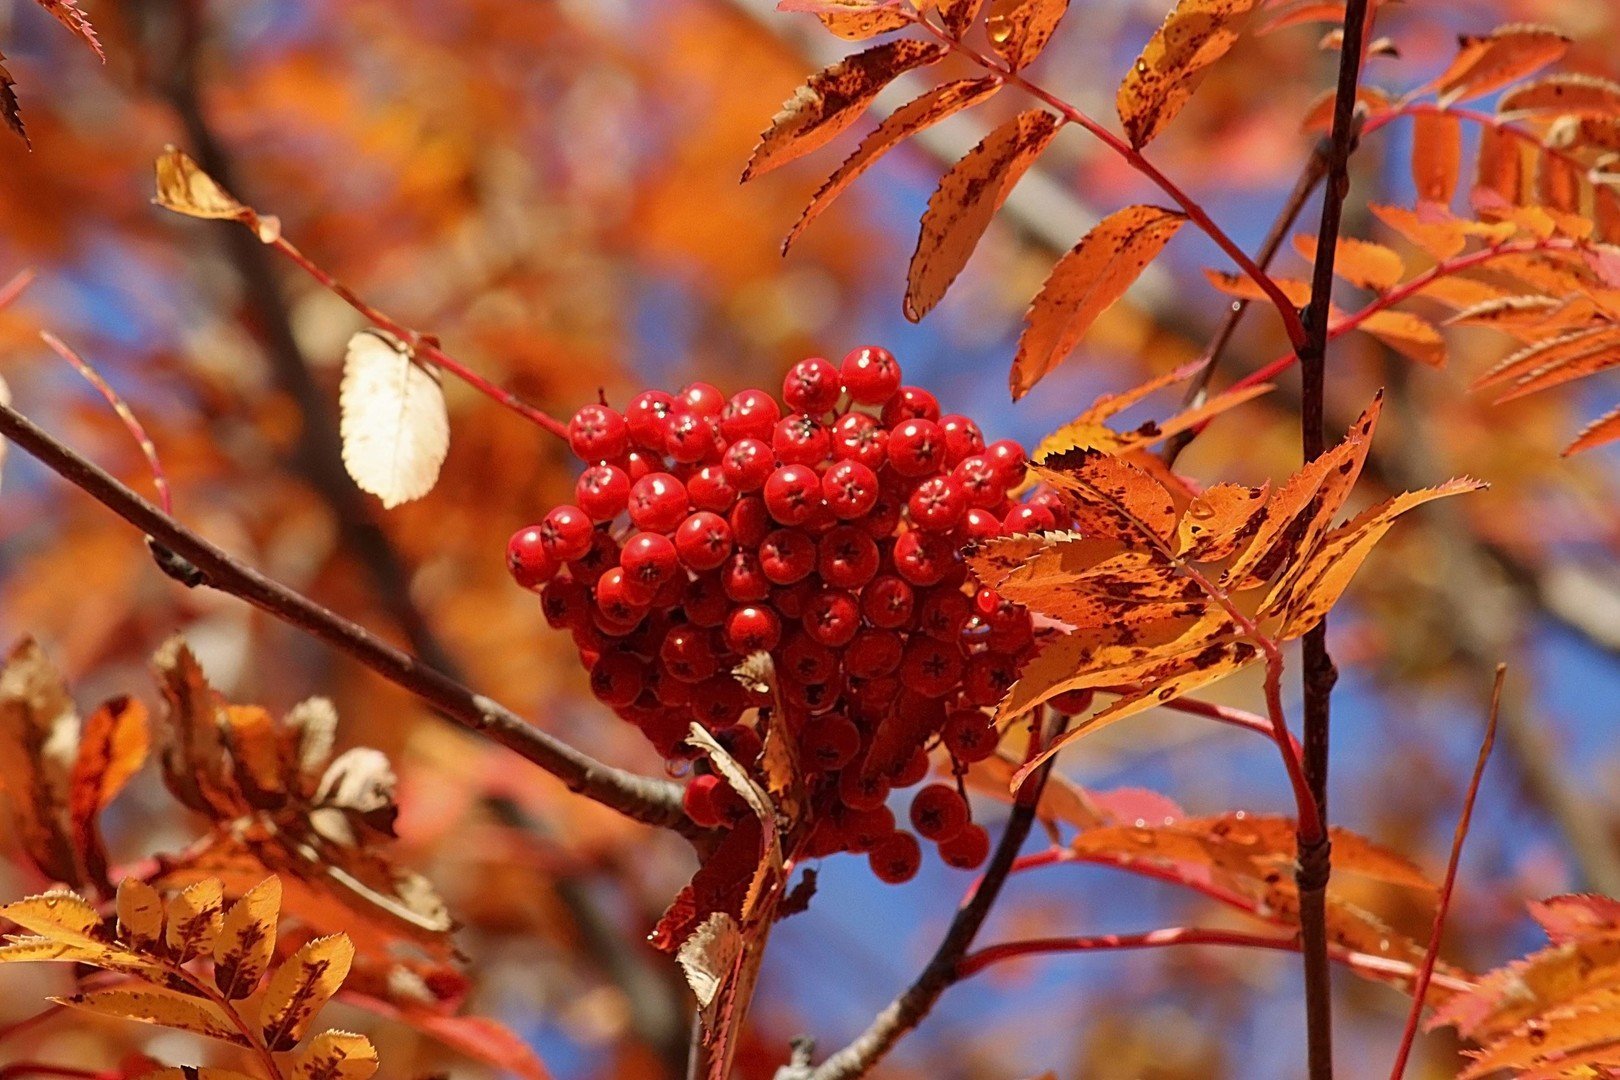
xmin=906 ymin=11 xmax=1308 ymax=350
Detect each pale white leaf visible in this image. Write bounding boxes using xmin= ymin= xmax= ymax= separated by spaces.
xmin=338 ymin=332 xmax=448 ymax=509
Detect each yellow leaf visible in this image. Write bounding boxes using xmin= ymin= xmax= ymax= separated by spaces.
xmin=116 ymin=878 xmax=165 ymax=949
xmin=55 ymin=984 xmax=247 ymax=1045
xmin=166 ymin=879 xmax=224 ymax=963
xmin=339 ymin=331 xmax=450 ymax=510
xmin=905 ymin=109 xmax=1061 ymax=321
xmin=153 ymin=146 xmax=250 ymax=222
xmin=1433 ymin=24 xmax=1571 ymax=104
xmin=984 ymin=0 xmax=1071 ymax=71
xmin=0 ymin=889 xmax=106 ymax=948
xmin=214 ymin=876 xmax=281 ymax=1000
xmin=1293 ymin=234 xmax=1405 ymax=292
xmin=0 ymin=933 xmax=160 ymax=976
xmin=260 ymin=934 xmax=355 ymax=1051
xmin=785 ymin=76 xmax=1001 ymax=252
xmin=743 ymin=39 xmax=947 ymax=181
xmin=292 ymin=1031 xmax=380 ymax=1080
xmin=1116 ymin=0 xmax=1258 ymax=149
xmin=1358 ymin=310 xmax=1447 ymax=367
xmin=1010 ymin=205 xmax=1185 ymax=399
xmin=1411 ymin=110 xmax=1462 ymax=205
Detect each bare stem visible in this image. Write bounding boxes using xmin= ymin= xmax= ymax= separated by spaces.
xmin=0 ymin=399 xmax=694 ymax=836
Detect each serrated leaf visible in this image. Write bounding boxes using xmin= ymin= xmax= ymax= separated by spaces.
xmin=777 ymin=0 xmax=910 ymax=39
xmin=905 ymin=108 xmax=1062 ymax=320
xmin=1531 ymin=895 xmax=1620 ymax=945
xmin=214 ymin=876 xmax=281 ymax=1000
xmin=338 ymin=331 xmax=450 ymax=509
xmin=1412 ymin=110 xmax=1461 ymax=205
xmin=1359 ymin=310 xmax=1447 ymax=367
xmin=55 ymin=985 xmax=248 ymax=1046
xmin=0 ymin=54 xmax=26 ymax=146
xmin=0 ymin=890 xmax=106 ymax=948
xmin=34 ymin=0 xmax=102 ymax=59
xmin=1116 ymin=0 xmax=1258 ymax=149
xmin=1370 ymin=203 xmax=1470 ymax=261
xmin=260 ymin=934 xmax=355 ymax=1051
xmin=166 ymin=879 xmax=224 ymax=963
xmin=984 ymin=0 xmax=1071 ymax=71
xmin=1010 ymin=205 xmax=1185 ymax=399
xmin=785 ymin=76 xmax=1002 ymax=252
xmin=154 ymin=146 xmax=251 ymax=222
xmin=117 ymin=878 xmax=165 ymax=949
xmin=153 ymin=636 xmax=243 ymax=818
xmin=1203 ymin=267 xmax=1313 ymax=306
xmin=678 ymin=912 xmax=743 ymax=1009
xmin=938 ymin=0 xmax=985 ymax=36
xmin=1433 ymin=24 xmax=1570 ymax=104
xmin=1501 ymin=74 xmax=1620 ymax=118
xmin=1292 ymin=234 xmax=1404 ymax=292
xmin=1565 ymin=404 xmax=1620 ymax=455
xmin=292 ymin=1031 xmax=380 ymax=1080
xmin=0 ymin=933 xmax=161 ymax=976
xmin=743 ymin=39 xmax=947 ymax=181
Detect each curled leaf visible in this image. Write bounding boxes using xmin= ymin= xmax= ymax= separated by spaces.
xmin=153 ymin=147 xmax=251 ymax=222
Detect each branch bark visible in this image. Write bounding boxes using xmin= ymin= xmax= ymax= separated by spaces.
xmin=0 ymin=398 xmax=695 ymax=837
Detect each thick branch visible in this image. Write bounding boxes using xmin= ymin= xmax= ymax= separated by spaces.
xmin=0 ymin=399 xmax=694 ymax=836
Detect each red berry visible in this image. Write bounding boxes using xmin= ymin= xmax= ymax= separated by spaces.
xmin=918 ymin=588 xmax=971 ymax=641
xmin=942 ymin=709 xmax=998 ymax=762
xmin=665 ymin=410 xmax=720 ymax=464
xmin=576 ymin=464 xmax=631 ymax=521
xmin=675 ymin=511 xmax=734 ymax=571
xmin=541 ymin=574 xmax=589 ymax=629
xmin=869 ymin=831 xmax=922 ymax=884
xmin=721 ymin=438 xmax=774 ymax=492
xmin=880 ymin=385 xmax=940 ymax=426
xmin=907 ymin=475 xmax=966 ymax=532
xmin=892 ymin=747 xmax=931 ymax=787
xmin=725 ymin=605 xmax=782 ymax=653
xmin=685 ymin=573 xmax=730 ymax=628
xmin=845 ymin=629 xmax=902 ymax=679
xmin=901 ymin=637 xmax=964 ymax=698
xmin=984 ymin=439 xmax=1027 ymax=486
xmin=729 ymin=495 xmax=771 ymax=547
xmin=817 ymin=525 xmax=880 ymax=589
xmin=721 ymin=550 xmax=771 ymax=603
xmin=678 ymin=382 xmax=726 ymax=418
xmin=861 ymin=574 xmax=916 ymax=629
xmin=589 ymin=653 xmax=644 ymax=708
xmin=959 ymin=506 xmax=1002 ymax=542
xmin=625 ymin=391 xmax=675 ymax=449
xmin=909 ymin=784 xmax=968 ymax=842
xmin=962 ymin=654 xmax=1020 ymax=706
xmin=1049 ymin=688 xmax=1096 ymax=715
xmin=888 ymin=419 xmax=946 ymax=477
xmin=539 ymin=505 xmax=594 ymax=561
xmin=844 ymin=805 xmax=896 ymax=852
xmin=781 ymin=633 xmax=838 ymax=684
xmin=1003 ymin=503 xmax=1057 ymax=534
xmin=628 ymin=473 xmax=689 ymax=532
xmin=568 ymin=404 xmax=629 ymax=462
xmin=801 ymin=713 xmax=860 ymax=771
xmin=894 ymin=530 xmax=954 ymax=586
xmin=939 ymin=822 xmax=990 ymax=869
xmin=773 ymin=414 xmax=831 ymax=466
xmin=760 ymin=528 xmax=816 ymax=585
xmin=802 ymin=587 xmax=859 ymax=647
xmin=763 ymin=464 xmax=822 ymax=526
xmin=833 ymin=412 xmax=888 ymax=470
xmin=715 ymin=724 xmax=764 ymax=765
xmin=720 ymin=389 xmax=781 ymax=443
xmin=840 ymin=345 xmax=901 ymax=404
xmin=621 ymin=532 xmax=680 ymax=596
xmin=783 ymin=356 xmax=842 ymax=414
xmin=621 ymin=448 xmax=657 ymax=482
xmin=683 ymin=774 xmax=724 ymax=828
xmin=822 ymin=459 xmax=880 ymax=519
xmin=953 ymin=455 xmax=1005 ymax=508
xmin=938 ymin=414 xmax=985 ymax=465
xmin=567 ymin=528 xmax=620 ymax=586
xmin=595 ymin=567 xmax=651 ymax=621
xmin=687 ymin=465 xmax=738 ymax=513
xmin=660 ymin=626 xmax=717 ymax=682
xmin=839 ymin=766 xmax=891 ymax=810
xmin=507 ymin=527 xmax=559 ymax=589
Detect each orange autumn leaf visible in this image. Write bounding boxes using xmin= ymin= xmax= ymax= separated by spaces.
xmin=1292 ymin=234 xmax=1405 ymax=292
xmin=984 ymin=0 xmax=1072 ymax=71
xmin=1499 ymin=74 xmax=1620 ymax=118
xmin=1432 ymin=23 xmax=1570 ymax=104
xmin=1116 ymin=0 xmax=1258 ymax=149
xmin=1411 ymin=110 xmax=1462 ymax=205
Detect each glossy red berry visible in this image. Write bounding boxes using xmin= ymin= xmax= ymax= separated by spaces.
xmin=541 ymin=574 xmax=589 ymax=629
xmin=507 ymin=527 xmax=559 ymax=589
xmin=832 ymin=412 xmax=888 ymax=470
xmin=721 ymin=438 xmax=774 ymax=492
xmin=984 ymin=439 xmax=1027 ymax=486
xmin=939 ymin=822 xmax=990 ymax=870
xmin=684 ymin=573 xmax=729 ymax=627
xmin=628 ymin=473 xmax=688 ymax=532
xmin=720 ymin=388 xmax=781 ymax=442
xmin=568 ymin=404 xmax=629 ymax=462
xmin=621 ymin=532 xmax=680 ymax=593
xmin=683 ymin=774 xmax=724 ymax=828
xmin=539 ymin=505 xmax=594 ymax=562
xmin=801 ymin=713 xmax=860 ymax=770
xmin=589 ymin=652 xmax=644 ymax=708
xmin=861 ymin=574 xmax=916 ymax=629
xmin=822 ymin=459 xmax=880 ymax=519
xmin=888 ymin=419 xmax=946 ymax=477
xmin=909 ymin=784 xmax=969 ymax=842
xmin=880 ymin=385 xmax=940 ymax=426
xmin=660 ymin=626 xmax=717 ymax=682
xmin=959 ymin=506 xmax=1002 ymax=542
xmin=675 ymin=511 xmax=734 ymax=571
xmin=869 ymin=831 xmax=922 ymax=884
xmin=763 ymin=464 xmax=822 ymax=526
xmin=1003 ymin=503 xmax=1057 ymax=534
xmin=845 ymin=629 xmax=902 ymax=679
xmin=576 ymin=464 xmax=631 ymax=521
xmin=725 ymin=605 xmax=782 ymax=653
xmin=678 ymin=381 xmax=726 ymax=418
xmin=783 ymin=356 xmax=841 ymax=415
xmin=818 ymin=525 xmax=880 ymax=589
xmin=844 ymin=805 xmax=896 ymax=853
xmin=595 ymin=567 xmax=651 ymax=621
xmin=901 ymin=637 xmax=964 ymax=698
xmin=802 ymin=587 xmax=859 ymax=647
xmin=728 ymin=495 xmax=770 ymax=547
xmin=839 ymin=767 xmax=891 ymax=810
xmin=781 ymin=633 xmax=838 ymax=684
xmin=773 ymin=414 xmax=831 ymax=466
xmin=664 ymin=410 xmax=719 ymax=464
xmin=893 ymin=530 xmax=954 ymax=586
xmin=953 ymin=454 xmax=1005 ymax=508
xmin=938 ymin=414 xmax=985 ymax=465
xmin=840 ymin=345 xmax=901 ymax=404
xmin=942 ymin=708 xmax=998 ymax=763
xmin=759 ymin=528 xmax=816 ymax=585
xmin=721 ymin=550 xmax=770 ymax=603
xmin=625 ymin=390 xmax=675 ymax=449
xmin=687 ymin=465 xmax=737 ymax=513
xmin=907 ymin=475 xmax=967 ymax=533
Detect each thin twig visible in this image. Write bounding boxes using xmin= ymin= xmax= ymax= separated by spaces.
xmin=1388 ymin=665 xmax=1504 ymax=1079
xmin=1295 ymin=4 xmax=1374 ymax=1077
xmin=0 ymin=398 xmax=694 ymax=836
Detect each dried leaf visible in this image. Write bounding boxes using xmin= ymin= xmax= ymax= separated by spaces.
xmin=69 ymin=696 xmax=149 ymax=890
xmin=1474 ymin=123 xmax=1525 ymax=206
xmin=906 ymin=108 xmax=1062 ymax=320
xmin=34 ymin=0 xmax=103 ymax=60
xmin=153 ymin=147 xmax=251 ymax=222
xmin=786 ymin=76 xmax=1001 ymax=252
xmin=1011 ymin=205 xmax=1186 ymax=399
xmin=261 ymin=934 xmax=356 ymax=1050
xmin=339 ymin=331 xmax=450 ymax=509
xmin=292 ymin=1031 xmax=380 ymax=1080
xmin=984 ymin=0 xmax=1071 ymax=71
xmin=214 ymin=876 xmax=281 ymax=999
xmin=1433 ymin=24 xmax=1570 ymax=104
xmin=743 ymin=39 xmax=947 ymax=180
xmin=1117 ymin=0 xmax=1258 ymax=149
xmin=938 ymin=0 xmax=985 ymax=36
xmin=55 ymin=985 xmax=247 ymax=1046
xmin=166 ymin=879 xmax=224 ymax=963
xmin=1412 ymin=110 xmax=1462 ymax=205
xmin=0 ymin=637 xmax=80 ymax=883
xmin=678 ymin=912 xmax=744 ymax=1008
xmin=775 ymin=0 xmax=911 ymax=40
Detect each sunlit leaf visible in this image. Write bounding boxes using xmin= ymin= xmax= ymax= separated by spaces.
xmin=166 ymin=879 xmax=224 ymax=963
xmin=153 ymin=147 xmax=251 ymax=222
xmin=1433 ymin=24 xmax=1570 ymax=104
xmin=116 ymin=878 xmax=165 ymax=949
xmin=292 ymin=1031 xmax=380 ymax=1080
xmin=1358 ymin=310 xmax=1447 ymax=367
xmin=0 ymin=53 xmax=25 ymax=146
xmin=214 ymin=876 xmax=281 ymax=999
xmin=260 ymin=934 xmax=355 ymax=1050
xmin=338 ymin=331 xmax=450 ymax=509
xmin=1292 ymin=234 xmax=1404 ymax=292
xmin=0 ymin=637 xmax=80 ymax=883
xmin=1500 ymin=74 xmax=1620 ymax=118
xmin=1117 ymin=0 xmax=1258 ymax=149
xmin=55 ymin=984 xmax=247 ymax=1045
xmin=1411 ymin=110 xmax=1461 ymax=205
xmin=678 ymin=911 xmax=744 ymax=1009
xmin=984 ymin=0 xmax=1071 ymax=71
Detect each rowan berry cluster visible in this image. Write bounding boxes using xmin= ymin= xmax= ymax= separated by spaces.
xmin=507 ymin=347 xmax=1068 ymax=882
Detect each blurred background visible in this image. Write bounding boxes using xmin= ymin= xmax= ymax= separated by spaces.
xmin=1 ymin=0 xmax=1618 ymax=1076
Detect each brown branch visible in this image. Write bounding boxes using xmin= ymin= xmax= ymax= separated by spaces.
xmin=784 ymin=716 xmax=1064 ymax=1080
xmin=1294 ymin=4 xmax=1373 ymax=1077
xmin=0 ymin=398 xmax=694 ymax=837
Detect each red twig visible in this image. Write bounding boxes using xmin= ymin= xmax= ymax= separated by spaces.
xmin=0 ymin=268 xmax=35 ymax=310
xmin=957 ymin=926 xmax=1300 ymax=978
xmin=906 ymin=11 xmax=1308 ymax=350
xmin=39 ymin=332 xmax=173 ymax=515
xmin=1387 ymin=664 xmax=1504 ymax=1080
xmin=1162 ymin=695 xmax=1305 ymax=758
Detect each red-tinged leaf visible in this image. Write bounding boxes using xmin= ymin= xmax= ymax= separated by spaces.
xmin=1117 ymin=0 xmax=1259 ymax=149
xmin=904 ymin=108 xmax=1061 ymax=320
xmin=0 ymin=53 xmax=26 ymax=147
xmin=1565 ymin=404 xmax=1620 ymax=455
xmin=1087 ymin=786 xmax=1184 ymax=826
xmin=1501 ymin=74 xmax=1620 ymax=118
xmin=68 ymin=696 xmax=149 ymax=893
xmin=1358 ymin=310 xmax=1447 ymax=367
xmin=984 ymin=0 xmax=1071 ymax=71
xmin=1293 ymin=234 xmax=1404 ymax=292
xmin=34 ymin=0 xmax=102 ymax=60
xmin=1531 ymin=895 xmax=1620 ymax=945
xmin=0 ymin=637 xmax=81 ymax=884
xmin=1432 ymin=24 xmax=1570 ymax=104
xmin=785 ymin=76 xmax=1001 ymax=252
xmin=1471 ymin=325 xmax=1620 ymax=393
xmin=743 ymin=39 xmax=948 ymax=181
xmin=1412 ymin=110 xmax=1462 ymax=205
xmin=938 ymin=0 xmax=986 ymax=37
xmin=1203 ymin=267 xmax=1313 ymax=306
xmin=1010 ymin=205 xmax=1185 ymax=399
xmin=1259 ymin=2 xmax=1345 ymax=34
xmin=346 ymin=992 xmax=552 ymax=1079
xmin=1458 ymin=991 xmax=1620 ymax=1080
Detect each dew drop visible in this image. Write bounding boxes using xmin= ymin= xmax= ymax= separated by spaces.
xmin=664 ymin=757 xmax=693 ymax=780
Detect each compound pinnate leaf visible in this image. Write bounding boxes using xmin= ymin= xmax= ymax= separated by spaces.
xmin=292 ymin=1031 xmax=381 ymax=1080
xmin=1116 ymin=0 xmax=1258 ymax=149
xmin=54 ymin=985 xmax=248 ymax=1046
xmin=905 ymin=108 xmax=1061 ymax=321
xmin=984 ymin=0 xmax=1071 ymax=71
xmin=260 ymin=934 xmax=355 ymax=1051
xmin=743 ymin=38 xmax=947 ymax=181
xmin=213 ymin=876 xmax=281 ymax=1000
xmin=339 ymin=331 xmax=450 ymax=510
xmin=1011 ymin=205 xmax=1185 ymax=399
